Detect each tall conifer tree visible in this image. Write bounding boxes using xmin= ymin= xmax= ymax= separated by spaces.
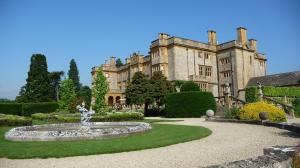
xmin=16 ymin=54 xmax=52 ymax=102
xmin=68 ymin=59 xmax=80 ymax=92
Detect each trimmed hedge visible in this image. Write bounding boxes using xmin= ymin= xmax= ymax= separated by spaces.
xmin=180 ymin=81 xmax=200 ymax=92
xmin=165 ymin=91 xmax=216 ymax=118
xmin=0 ymin=103 xmax=22 ymax=115
xmin=0 ymin=102 xmax=58 ymax=116
xmin=246 ymin=86 xmax=300 ymax=103
xmin=22 ymin=102 xmax=59 ymax=116
xmin=0 ymin=114 xmax=32 ymax=126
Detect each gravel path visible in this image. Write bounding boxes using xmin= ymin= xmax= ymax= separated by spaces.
xmin=1 ymin=118 xmax=299 ymax=168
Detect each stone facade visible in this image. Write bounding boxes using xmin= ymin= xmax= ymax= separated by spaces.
xmin=92 ymin=27 xmax=267 ymax=105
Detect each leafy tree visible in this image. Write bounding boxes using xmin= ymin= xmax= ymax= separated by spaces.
xmin=49 ymin=71 xmax=64 ymax=101
xmin=68 ymin=59 xmax=80 ymax=92
xmin=77 ymin=86 xmax=92 ymax=109
xmin=125 ymin=72 xmax=154 ymax=109
xmin=92 ymin=69 xmax=108 ymax=112
xmin=58 ymin=79 xmax=76 ymax=112
xmin=116 ymin=58 xmax=123 ymax=68
xmin=16 ymin=54 xmax=52 ymax=102
xmin=150 ymin=71 xmax=173 ymax=106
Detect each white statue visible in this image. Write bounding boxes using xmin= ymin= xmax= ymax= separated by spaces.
xmin=76 ymin=102 xmax=95 ymax=126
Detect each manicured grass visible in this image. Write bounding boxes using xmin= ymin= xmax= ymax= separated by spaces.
xmin=0 ymin=123 xmax=211 ymax=159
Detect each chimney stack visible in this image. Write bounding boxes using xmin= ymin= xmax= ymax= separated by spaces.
xmin=249 ymin=39 xmax=257 ymax=51
xmin=207 ymin=30 xmax=217 ymax=45
xmin=237 ymin=27 xmax=247 ymax=45
xmin=110 ymin=56 xmax=116 ymax=66
xmin=158 ymin=33 xmax=170 ymax=40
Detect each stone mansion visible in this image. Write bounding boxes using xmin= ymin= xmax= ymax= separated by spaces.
xmin=91 ymin=27 xmax=267 ymax=105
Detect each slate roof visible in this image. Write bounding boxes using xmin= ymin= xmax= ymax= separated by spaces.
xmin=247 ymin=71 xmax=300 ymax=87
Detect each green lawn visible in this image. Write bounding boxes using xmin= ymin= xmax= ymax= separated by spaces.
xmin=0 ymin=122 xmax=211 ymax=159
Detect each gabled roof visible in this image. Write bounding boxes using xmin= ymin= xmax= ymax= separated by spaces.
xmin=247 ymin=71 xmax=300 ymax=87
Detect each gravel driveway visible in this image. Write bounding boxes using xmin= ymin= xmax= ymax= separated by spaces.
xmin=1 ymin=118 xmax=299 ymax=168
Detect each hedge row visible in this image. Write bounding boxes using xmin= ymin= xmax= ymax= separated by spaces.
xmin=0 ymin=102 xmax=59 ymax=116
xmin=0 ymin=114 xmax=32 ymax=126
xmin=165 ymin=91 xmax=216 ymax=118
xmin=31 ymin=112 xmax=144 ymax=123
xmin=245 ymin=86 xmax=300 ymax=103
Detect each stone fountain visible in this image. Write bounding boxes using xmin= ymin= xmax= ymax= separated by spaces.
xmin=5 ymin=103 xmax=151 ymax=141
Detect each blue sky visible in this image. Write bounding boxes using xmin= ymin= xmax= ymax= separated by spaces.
xmin=0 ymin=0 xmax=299 ymax=99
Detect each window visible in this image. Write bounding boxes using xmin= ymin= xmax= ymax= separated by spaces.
xmin=205 ymin=53 xmax=209 ymax=59
xmin=220 ymin=57 xmax=230 ymax=65
xmin=199 ymin=65 xmax=212 ymax=77
xmin=152 ymin=65 xmax=160 ymax=72
xmin=199 ymin=83 xmax=207 ymax=91
xmin=250 ymin=56 xmax=252 ymax=64
xmin=222 ymin=71 xmax=231 ymax=78
xmin=198 ymin=65 xmax=204 ymax=76
xmin=152 ymin=51 xmax=159 ymax=59
xmin=205 ymin=66 xmax=212 ymax=76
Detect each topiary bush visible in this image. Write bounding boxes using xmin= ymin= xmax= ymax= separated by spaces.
xmin=165 ymin=91 xmax=216 ymax=118
xmin=239 ymin=101 xmax=286 ymax=122
xmin=180 ymin=81 xmax=200 ymax=92
xmin=0 ymin=113 xmax=32 ymax=126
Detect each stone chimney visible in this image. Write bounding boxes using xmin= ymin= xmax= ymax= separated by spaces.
xmin=110 ymin=56 xmax=116 ymax=66
xmin=158 ymin=33 xmax=170 ymax=40
xmin=207 ymin=30 xmax=217 ymax=45
xmin=237 ymin=27 xmax=247 ymax=45
xmin=249 ymin=39 xmax=257 ymax=51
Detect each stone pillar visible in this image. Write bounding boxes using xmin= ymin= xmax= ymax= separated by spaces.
xmin=224 ymin=83 xmax=231 ymax=109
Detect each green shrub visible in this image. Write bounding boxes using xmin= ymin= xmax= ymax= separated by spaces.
xmin=239 ymin=101 xmax=286 ymax=122
xmin=22 ymin=102 xmax=58 ymax=116
xmin=180 ymin=81 xmax=200 ymax=92
xmin=145 ymin=107 xmax=164 ymax=117
xmin=0 ymin=114 xmax=32 ymax=126
xmin=54 ymin=115 xmax=80 ymax=123
xmin=0 ymin=103 xmax=22 ymax=115
xmin=293 ymin=99 xmax=300 ymax=118
xmin=245 ymin=87 xmax=258 ymax=103
xmin=165 ymin=91 xmax=216 ymax=118
xmin=31 ymin=113 xmax=56 ymax=120
xmin=224 ymin=107 xmax=241 ymax=119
